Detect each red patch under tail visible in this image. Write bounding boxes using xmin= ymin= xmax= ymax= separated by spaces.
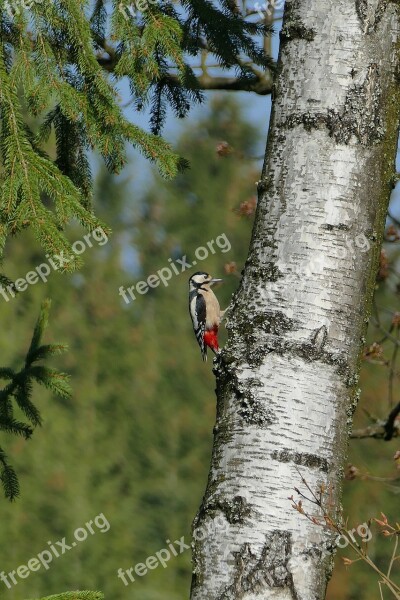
xmin=204 ymin=326 xmax=219 ymax=353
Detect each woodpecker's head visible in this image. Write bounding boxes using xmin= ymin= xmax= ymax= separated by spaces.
xmin=189 ymin=272 xmax=222 ymax=292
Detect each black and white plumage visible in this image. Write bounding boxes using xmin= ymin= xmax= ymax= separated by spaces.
xmin=188 ymin=271 xmax=223 ymax=361
xmin=189 ymin=288 xmax=207 ymax=358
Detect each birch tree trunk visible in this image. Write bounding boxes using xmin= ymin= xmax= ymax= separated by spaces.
xmin=190 ymin=1 xmax=400 ymax=599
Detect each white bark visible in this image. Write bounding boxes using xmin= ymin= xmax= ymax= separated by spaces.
xmin=190 ymin=1 xmax=400 ymax=599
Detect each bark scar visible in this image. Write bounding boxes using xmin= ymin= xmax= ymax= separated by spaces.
xmin=311 ymin=325 xmax=328 ymax=352
xmin=217 ymin=532 xmax=297 ymax=600
xmin=355 ymin=0 xmax=388 ymax=33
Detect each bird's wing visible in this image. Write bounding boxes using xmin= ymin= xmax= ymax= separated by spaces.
xmin=190 ymin=292 xmax=207 ymax=361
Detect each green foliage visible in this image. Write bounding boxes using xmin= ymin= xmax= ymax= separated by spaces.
xmin=0 ymin=97 xmax=260 ymax=599
xmin=0 ymin=299 xmax=71 ymax=500
xmin=0 ymin=0 xmax=271 ymax=507
xmin=32 ymin=593 xmax=104 ymax=600
xmin=0 ymin=0 xmax=271 ymax=505
xmin=0 ymin=0 xmax=271 ymax=266
xmin=0 ymin=97 xmax=397 ymax=600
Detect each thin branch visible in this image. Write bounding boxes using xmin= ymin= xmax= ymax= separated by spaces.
xmin=388 ymin=330 xmax=399 ymax=408
xmin=350 ymin=404 xmax=400 ymax=440
xmin=384 ymin=401 xmax=400 ymax=441
xmin=388 ymin=536 xmax=399 ymax=580
xmin=168 ymin=71 xmax=273 ymax=94
xmin=95 ymin=34 xmax=274 ymax=95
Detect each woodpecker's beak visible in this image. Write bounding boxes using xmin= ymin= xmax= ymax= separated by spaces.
xmin=209 ymin=278 xmax=223 ymax=286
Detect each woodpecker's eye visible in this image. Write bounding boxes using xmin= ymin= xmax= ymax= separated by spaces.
xmin=203 ymin=274 xmax=207 ymax=279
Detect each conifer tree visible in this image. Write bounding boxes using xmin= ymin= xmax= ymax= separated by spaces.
xmin=0 ymin=3 xmax=272 ymax=598
xmin=0 ymin=299 xmax=70 ymax=500
xmin=0 ymin=0 xmax=272 ymax=266
xmin=0 ymin=98 xmax=262 ymax=600
xmin=0 ymin=0 xmax=272 ymax=501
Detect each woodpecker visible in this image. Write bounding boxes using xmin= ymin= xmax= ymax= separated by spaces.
xmin=189 ymin=271 xmax=224 ymax=361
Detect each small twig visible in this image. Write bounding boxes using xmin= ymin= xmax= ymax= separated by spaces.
xmin=388 ymin=329 xmax=399 ymax=408
xmin=388 ymin=536 xmax=399 ymax=580
xmin=379 ymin=581 xmax=384 ymax=600
xmin=384 ymin=401 xmax=400 ymax=441
xmin=371 ymin=317 xmax=400 ymax=348
xmin=291 ymin=480 xmax=400 ymax=599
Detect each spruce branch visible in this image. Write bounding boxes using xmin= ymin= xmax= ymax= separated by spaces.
xmin=0 ymin=299 xmax=71 ymax=501
xmin=1 ymin=1 xmax=273 ymax=263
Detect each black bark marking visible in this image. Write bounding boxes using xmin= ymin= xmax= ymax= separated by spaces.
xmin=280 ymin=21 xmax=316 ymax=43
xmin=280 ymin=0 xmax=316 ymax=45
xmin=222 ymin=370 xmax=275 ymax=428
xmin=240 ymin=331 xmax=347 ymax=373
xmin=279 ymin=64 xmax=383 ymax=146
xmin=311 ymin=325 xmax=328 ymax=352
xmin=232 ymin=309 xmax=295 ymax=338
xmin=237 ymin=385 xmax=276 ymax=428
xmin=202 ymin=495 xmax=253 ymax=525
xmin=256 ymin=177 xmax=272 ymax=195
xmin=271 ymin=449 xmax=329 ymax=472
xmin=279 ymin=111 xmax=327 ymax=133
xmin=226 ymin=302 xmax=298 ymax=366
xmin=243 ymin=263 xmax=284 ymax=284
xmin=328 ymin=64 xmax=383 ymax=145
xmin=321 ymin=222 xmax=350 ymax=231
xmin=225 ymin=305 xmax=348 ymax=370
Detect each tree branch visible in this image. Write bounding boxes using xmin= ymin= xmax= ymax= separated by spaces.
xmin=350 ymin=403 xmax=400 ymax=440
xmin=384 ymin=401 xmax=400 ymax=441
xmin=95 ymin=42 xmax=273 ymax=95
xmin=186 ymin=72 xmax=273 ymax=94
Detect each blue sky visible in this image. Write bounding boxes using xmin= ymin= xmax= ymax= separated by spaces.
xmin=107 ymin=2 xmax=284 ymax=194
xmin=106 ymin=3 xmax=400 ymax=222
